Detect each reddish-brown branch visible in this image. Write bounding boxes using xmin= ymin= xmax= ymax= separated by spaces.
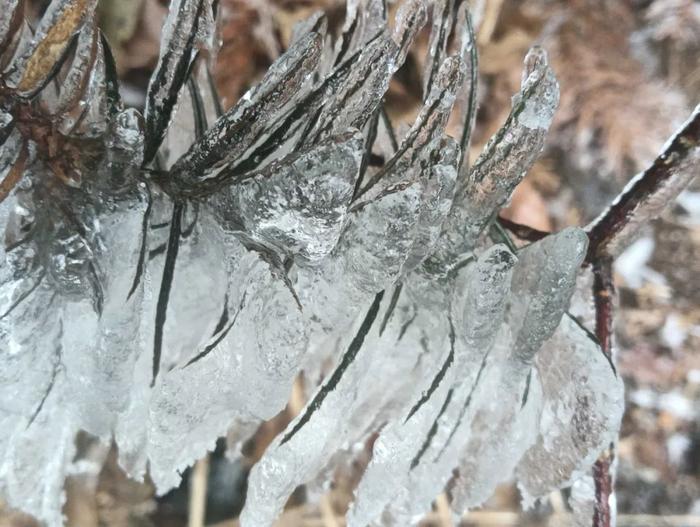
xmin=592 ymin=257 xmax=614 ymax=362
xmin=0 ymin=141 xmax=28 ymax=204
xmin=586 ymin=108 xmax=700 ymax=262
xmin=592 ymin=446 xmax=615 ymax=527
xmin=591 ymin=257 xmax=615 ymax=527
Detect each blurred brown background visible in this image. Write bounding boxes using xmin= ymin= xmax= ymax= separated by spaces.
xmin=2 ymin=0 xmax=699 ymax=525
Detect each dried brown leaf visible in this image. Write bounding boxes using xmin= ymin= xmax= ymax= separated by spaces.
xmin=17 ymin=0 xmax=95 ymax=93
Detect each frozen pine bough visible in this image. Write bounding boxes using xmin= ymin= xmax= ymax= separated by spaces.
xmin=0 ymin=0 xmax=698 ymax=525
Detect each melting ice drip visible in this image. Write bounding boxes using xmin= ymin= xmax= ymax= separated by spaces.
xmin=7 ymin=0 xmax=689 ymax=524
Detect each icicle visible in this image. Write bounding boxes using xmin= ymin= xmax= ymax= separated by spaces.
xmin=227 ymin=130 xmax=363 ymax=263
xmin=441 ymin=47 xmax=559 ymax=257
xmin=349 ymin=245 xmax=516 ymax=525
xmin=516 ymin=315 xmax=624 ymax=504
xmin=340 ymin=182 xmax=423 ymax=294
xmin=508 ymin=227 xmax=589 ymax=365
xmin=448 ymin=355 xmax=543 ymax=515
xmin=400 ymin=136 xmax=460 ymax=274
xmin=146 ymin=234 xmax=308 ymax=491
xmin=403 ymin=247 xmax=516 ymax=518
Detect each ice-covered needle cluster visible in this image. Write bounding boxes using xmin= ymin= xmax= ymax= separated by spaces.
xmin=0 ymin=0 xmax=625 ymax=525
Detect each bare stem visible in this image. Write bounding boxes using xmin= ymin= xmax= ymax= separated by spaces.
xmin=592 ymin=257 xmax=615 ymax=527
xmin=586 ymin=106 xmax=700 ymax=262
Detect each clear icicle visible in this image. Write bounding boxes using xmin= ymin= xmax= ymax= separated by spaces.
xmin=146 ymin=233 xmax=307 ymax=490
xmin=401 ymin=136 xmax=460 ymax=273
xmin=441 ymin=47 xmax=559 ymax=256
xmin=340 ymin=182 xmax=423 ymax=294
xmin=507 ymin=227 xmax=589 ymax=365
xmin=240 ymin=292 xmax=386 ymax=527
xmin=446 ymin=229 xmax=588 ymax=514
xmin=58 ymin=187 xmax=150 ymax=439
xmin=516 ymin=315 xmax=624 ymax=504
xmin=348 ymin=245 xmax=516 ymax=526
xmin=0 ymin=405 xmax=77 ymax=527
xmin=446 ymin=333 xmax=543 ymax=515
xmin=228 ymin=130 xmax=363 ymax=263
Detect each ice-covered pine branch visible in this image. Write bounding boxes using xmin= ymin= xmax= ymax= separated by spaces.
xmin=0 ymin=0 xmax=695 ymax=526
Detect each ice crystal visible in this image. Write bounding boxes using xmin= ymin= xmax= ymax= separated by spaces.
xmin=1 ymin=0 xmax=696 ymax=525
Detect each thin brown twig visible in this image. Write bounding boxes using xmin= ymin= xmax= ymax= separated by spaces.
xmin=591 ymin=257 xmax=615 ymax=527
xmin=0 ymin=141 xmax=28 ymax=204
xmin=497 ymin=215 xmax=550 ymax=243
xmin=586 ymin=106 xmax=700 ymax=263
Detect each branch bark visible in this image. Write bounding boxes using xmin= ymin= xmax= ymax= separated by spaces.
xmin=592 ymin=257 xmax=615 ymax=527
xmin=586 ymin=105 xmax=700 ymax=262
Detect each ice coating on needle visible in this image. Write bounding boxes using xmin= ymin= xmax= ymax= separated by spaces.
xmin=348 ymin=245 xmax=516 ymax=526
xmin=0 ymin=0 xmax=22 ymax=51
xmin=146 ymin=234 xmax=308 ymax=490
xmin=439 ymin=47 xmax=559 ymax=260
xmin=169 ymin=30 xmax=324 ymax=184
xmin=144 ymin=0 xmax=214 ymax=163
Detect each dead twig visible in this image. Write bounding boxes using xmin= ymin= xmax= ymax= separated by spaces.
xmin=188 ymin=455 xmax=210 ymax=527
xmin=586 ymin=105 xmax=700 ymax=262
